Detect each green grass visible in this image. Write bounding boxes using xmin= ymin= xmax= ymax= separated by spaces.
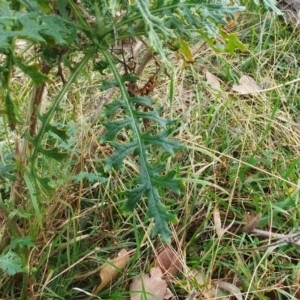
xmin=1 ymin=5 xmax=300 ymax=300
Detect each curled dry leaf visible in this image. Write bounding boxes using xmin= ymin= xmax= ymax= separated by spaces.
xmin=213 ymin=206 xmax=235 ymax=237
xmin=232 ymin=75 xmax=261 ymax=94
xmin=205 ymin=71 xmax=221 ymax=90
xmin=213 ymin=207 xmax=224 ymax=238
xmin=93 ymin=248 xmax=129 ymax=294
xmin=154 ymin=245 xmax=182 ymax=278
xmin=130 ymin=267 xmax=173 ymax=300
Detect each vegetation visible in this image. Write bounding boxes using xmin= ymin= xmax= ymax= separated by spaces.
xmin=0 ymin=0 xmax=299 ymax=299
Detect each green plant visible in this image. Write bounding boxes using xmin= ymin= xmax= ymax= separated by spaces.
xmin=1 ymin=0 xmax=297 ymax=299
xmin=0 ymin=0 xmax=246 ymax=243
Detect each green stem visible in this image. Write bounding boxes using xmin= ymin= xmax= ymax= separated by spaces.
xmin=101 ymin=49 xmax=149 ymax=177
xmin=0 ymin=194 xmax=22 ymax=239
xmin=30 ymin=51 xmax=94 ymax=165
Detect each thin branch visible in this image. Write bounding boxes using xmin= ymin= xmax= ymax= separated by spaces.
xmin=242 ymin=229 xmax=300 ymax=250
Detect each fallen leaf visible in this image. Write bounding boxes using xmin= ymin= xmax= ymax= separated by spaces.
xmin=130 ymin=267 xmax=173 ymax=300
xmin=232 ymin=75 xmax=261 ymax=94
xmin=205 ymin=71 xmax=221 ymax=90
xmin=213 ymin=207 xmax=223 ymax=238
xmin=154 ymin=245 xmax=182 ymax=278
xmin=214 ymin=280 xmax=243 ymax=300
xmin=223 ymin=13 xmax=240 ymax=31
xmin=93 ymin=248 xmax=129 ymax=294
xmin=213 ymin=206 xmax=235 ymax=237
xmin=240 ymin=212 xmax=262 ymax=233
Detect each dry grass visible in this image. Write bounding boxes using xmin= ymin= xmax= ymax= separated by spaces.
xmin=1 ymin=7 xmax=300 ymax=300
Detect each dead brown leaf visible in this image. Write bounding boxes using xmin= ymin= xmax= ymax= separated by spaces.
xmin=93 ymin=248 xmax=129 ymax=294
xmin=154 ymin=245 xmax=182 ymax=278
xmin=240 ymin=212 xmax=262 ymax=233
xmin=232 ymin=75 xmax=261 ymax=94
xmin=130 ymin=267 xmax=173 ymax=300
xmin=205 ymin=71 xmax=221 ymax=90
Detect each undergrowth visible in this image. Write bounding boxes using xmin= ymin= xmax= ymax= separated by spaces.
xmin=1 ymin=0 xmax=300 ymax=299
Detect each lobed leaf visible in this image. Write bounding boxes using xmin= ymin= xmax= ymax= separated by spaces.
xmin=101 ymin=118 xmax=133 ymax=141
xmin=104 ymin=141 xmax=139 ymax=171
xmin=142 ymin=130 xmax=183 ymax=155
xmin=0 ymin=251 xmax=23 ymax=276
xmin=133 ymin=108 xmax=171 ymax=129
xmin=38 ymin=148 xmax=69 ymax=161
xmin=102 ymin=90 xmax=182 ymax=241
xmin=13 ymin=57 xmax=49 ymax=85
xmin=0 ymin=2 xmax=76 ymax=51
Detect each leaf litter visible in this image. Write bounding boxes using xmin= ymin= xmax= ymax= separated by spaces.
xmin=205 ymin=70 xmax=222 ymax=90
xmin=191 ymin=269 xmax=243 ymax=300
xmin=130 ymin=267 xmax=174 ymax=300
xmin=93 ymin=248 xmax=129 ymax=294
xmin=154 ymin=245 xmax=183 ymax=279
xmin=232 ymin=75 xmax=262 ymax=94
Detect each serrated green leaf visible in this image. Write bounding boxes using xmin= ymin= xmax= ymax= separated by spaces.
xmin=152 ymin=170 xmax=182 ymax=194
xmin=0 ymin=163 xmax=16 ymax=181
xmin=72 ymin=172 xmax=106 ymax=183
xmin=142 ymin=130 xmax=183 ymax=154
xmin=219 ymin=30 xmax=247 ymax=55
xmin=104 ymin=100 xmax=128 ymax=118
xmin=8 ymin=209 xmax=31 ymax=219
xmin=38 ymin=148 xmax=69 ymax=161
xmin=101 ymin=118 xmax=133 ymax=141
xmin=101 ymin=80 xmax=118 ymax=90
xmin=94 ymin=59 xmax=110 ymax=75
xmin=262 ymin=0 xmax=282 ymax=15
xmin=101 ymin=49 xmax=184 ymax=242
xmin=0 ymin=2 xmax=76 ymax=49
xmin=130 ymin=96 xmax=154 ymax=107
xmin=4 ymin=91 xmax=23 ymax=127
xmin=17 ymin=0 xmax=39 ymax=11
xmin=14 ymin=57 xmax=49 ymax=85
xmin=9 ymin=237 xmax=35 ymax=249
xmin=36 ymin=175 xmax=55 ymax=193
xmin=45 ymin=124 xmax=69 ymax=141
xmin=58 ymin=1 xmax=70 ymax=18
xmin=104 ymin=141 xmax=138 ymax=171
xmin=146 ymin=187 xmax=178 ymax=243
xmin=134 ymin=108 xmax=171 ymax=129
xmin=124 ymin=182 xmax=147 ymax=211
xmin=22 ymin=132 xmax=36 ymax=143
xmin=101 ymin=74 xmax=139 ymax=91
xmin=0 ymin=251 xmax=23 ymax=275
